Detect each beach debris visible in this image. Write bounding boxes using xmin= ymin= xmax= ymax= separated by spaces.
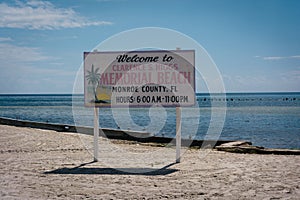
xmin=215 ymin=141 xmax=300 ymax=155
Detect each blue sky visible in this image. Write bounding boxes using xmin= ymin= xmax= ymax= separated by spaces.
xmin=0 ymin=0 xmax=299 ymax=93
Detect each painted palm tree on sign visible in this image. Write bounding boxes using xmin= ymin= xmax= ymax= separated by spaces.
xmin=85 ymin=64 xmax=101 ymax=102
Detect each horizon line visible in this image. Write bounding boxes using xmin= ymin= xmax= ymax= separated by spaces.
xmin=0 ymin=91 xmax=300 ymax=96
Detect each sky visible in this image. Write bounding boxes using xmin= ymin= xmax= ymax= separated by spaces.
xmin=0 ymin=0 xmax=299 ymax=94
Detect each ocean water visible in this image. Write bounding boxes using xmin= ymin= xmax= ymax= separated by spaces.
xmin=0 ymin=93 xmax=299 ymax=149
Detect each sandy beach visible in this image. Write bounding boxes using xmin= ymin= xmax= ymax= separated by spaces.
xmin=0 ymin=124 xmax=299 ymax=199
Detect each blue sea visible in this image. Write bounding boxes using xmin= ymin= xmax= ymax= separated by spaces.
xmin=0 ymin=93 xmax=299 ymax=149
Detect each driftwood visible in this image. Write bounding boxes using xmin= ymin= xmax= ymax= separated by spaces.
xmin=215 ymin=141 xmax=300 ymax=155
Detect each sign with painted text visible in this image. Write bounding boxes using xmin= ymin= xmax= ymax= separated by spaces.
xmin=84 ymin=50 xmax=195 ymax=107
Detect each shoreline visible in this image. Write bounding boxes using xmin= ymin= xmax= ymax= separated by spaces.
xmin=0 ymin=117 xmax=235 ymax=147
xmin=0 ymin=124 xmax=299 ymax=199
xmin=0 ymin=117 xmax=299 ymax=155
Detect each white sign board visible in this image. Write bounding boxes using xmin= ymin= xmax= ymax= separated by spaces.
xmin=84 ymin=50 xmax=195 ymax=107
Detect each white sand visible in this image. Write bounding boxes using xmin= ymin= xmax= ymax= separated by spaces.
xmin=0 ymin=125 xmax=299 ymax=199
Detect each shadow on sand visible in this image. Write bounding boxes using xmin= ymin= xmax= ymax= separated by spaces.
xmin=44 ymin=161 xmax=178 ymax=176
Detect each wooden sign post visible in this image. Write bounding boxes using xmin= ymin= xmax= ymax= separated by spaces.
xmin=93 ymin=107 xmax=99 ymax=162
xmin=176 ymin=107 xmax=182 ymax=163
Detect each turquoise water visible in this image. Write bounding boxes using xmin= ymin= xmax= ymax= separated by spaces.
xmin=0 ymin=93 xmax=299 ymax=149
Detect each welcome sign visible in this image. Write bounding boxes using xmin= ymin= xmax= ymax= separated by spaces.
xmin=84 ymin=50 xmax=195 ymax=107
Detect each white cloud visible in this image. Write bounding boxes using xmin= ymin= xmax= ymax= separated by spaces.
xmin=0 ymin=42 xmax=75 ymax=93
xmin=281 ymin=67 xmax=300 ymax=80
xmin=0 ymin=62 xmax=76 ymax=93
xmin=263 ymin=56 xmax=285 ymax=60
xmin=0 ymin=37 xmax=13 ymax=42
xmin=255 ymin=55 xmax=300 ymax=61
xmin=0 ymin=42 xmax=48 ymax=63
xmin=0 ymin=0 xmax=112 ymax=30
xmin=290 ymin=55 xmax=300 ymax=59
xmin=223 ymin=71 xmax=300 ymax=92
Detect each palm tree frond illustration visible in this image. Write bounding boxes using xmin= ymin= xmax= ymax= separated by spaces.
xmin=85 ymin=64 xmax=109 ymax=103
